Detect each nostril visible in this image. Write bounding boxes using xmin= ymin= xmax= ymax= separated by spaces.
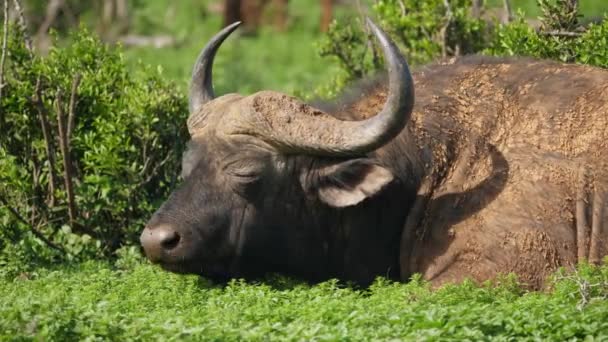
xmin=159 ymin=229 xmax=181 ymax=250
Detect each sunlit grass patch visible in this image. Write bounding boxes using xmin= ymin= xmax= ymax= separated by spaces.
xmin=1 ymin=260 xmax=606 ymax=340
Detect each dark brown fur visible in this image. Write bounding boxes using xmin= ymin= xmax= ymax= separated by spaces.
xmin=328 ymin=55 xmax=608 ymax=289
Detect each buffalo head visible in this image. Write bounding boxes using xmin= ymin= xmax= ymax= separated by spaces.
xmin=140 ymin=19 xmax=414 ymax=282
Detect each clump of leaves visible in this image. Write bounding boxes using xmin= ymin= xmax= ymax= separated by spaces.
xmin=537 ymin=0 xmax=580 ymax=31
xmin=314 ymin=18 xmax=380 ymax=99
xmin=0 ymin=25 xmax=188 ymax=275
xmin=316 ymin=0 xmax=487 ymax=96
xmin=316 ymin=0 xmax=607 ymax=100
xmin=487 ymin=1 xmax=608 ymax=67
xmin=373 ymin=0 xmax=487 ymax=62
xmin=318 ymin=18 xmax=378 ymax=82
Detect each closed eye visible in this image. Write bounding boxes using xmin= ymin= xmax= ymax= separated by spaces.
xmin=223 ymin=158 xmax=268 ymax=197
xmin=223 ymin=157 xmax=267 ymax=182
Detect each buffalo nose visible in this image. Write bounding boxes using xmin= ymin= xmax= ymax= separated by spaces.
xmin=140 ymin=225 xmax=181 ymax=263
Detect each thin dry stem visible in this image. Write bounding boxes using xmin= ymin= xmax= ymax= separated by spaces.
xmin=55 ymin=89 xmax=77 ymax=229
xmin=0 ymin=0 xmax=9 ymax=104
xmin=0 ymin=193 xmax=66 ymax=253
xmin=32 ymin=77 xmax=58 ymax=207
xmin=540 ymin=30 xmax=583 ymax=37
xmin=503 ymin=0 xmax=513 ymax=23
xmin=66 ymin=73 xmax=81 ymax=142
xmin=35 ymin=0 xmax=62 ymax=43
xmin=441 ymin=0 xmax=455 ymax=57
xmin=11 ymin=0 xmax=32 ymax=53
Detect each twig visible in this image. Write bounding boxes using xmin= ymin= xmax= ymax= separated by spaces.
xmin=31 ymin=77 xmax=58 ymax=207
xmin=397 ymin=0 xmax=406 ymax=17
xmin=503 ymin=0 xmax=513 ymax=23
xmin=0 ymin=193 xmax=66 ymax=253
xmin=55 ymin=89 xmax=77 ymax=229
xmin=11 ymin=0 xmax=32 ymax=53
xmin=441 ymin=0 xmax=454 ymax=57
xmin=353 ymin=1 xmax=380 ymax=73
xmin=0 ymin=0 xmax=8 ymax=105
xmin=138 ymin=151 xmax=173 ymax=187
xmin=30 ymin=148 xmax=41 ymax=226
xmin=35 ymin=0 xmax=63 ymax=44
xmin=472 ymin=0 xmax=483 ymax=19
xmin=540 ymin=30 xmax=583 ymax=37
xmin=66 ymin=73 xmax=81 ymax=141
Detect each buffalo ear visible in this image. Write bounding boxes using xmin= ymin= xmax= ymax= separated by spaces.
xmin=303 ymin=159 xmax=395 ymax=208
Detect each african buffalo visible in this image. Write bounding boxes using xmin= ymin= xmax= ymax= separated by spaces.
xmin=140 ymin=19 xmax=608 ymax=289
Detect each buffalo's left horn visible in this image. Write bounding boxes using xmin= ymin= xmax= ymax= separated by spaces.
xmin=188 ymin=21 xmax=241 ymax=115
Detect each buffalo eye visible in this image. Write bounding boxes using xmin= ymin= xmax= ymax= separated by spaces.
xmin=223 ymin=157 xmax=268 ymax=197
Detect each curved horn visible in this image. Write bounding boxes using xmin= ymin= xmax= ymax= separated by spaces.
xmin=189 ymin=21 xmax=241 ymax=115
xmin=353 ymin=18 xmax=415 ymax=152
xmin=255 ymin=18 xmax=414 ymax=156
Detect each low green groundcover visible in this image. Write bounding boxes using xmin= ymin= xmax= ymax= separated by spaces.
xmin=1 ymin=259 xmax=606 ymax=340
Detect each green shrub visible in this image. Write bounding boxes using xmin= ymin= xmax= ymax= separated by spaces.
xmin=317 ymin=0 xmax=607 ymax=99
xmin=0 ymin=26 xmax=188 ymax=274
xmin=373 ymin=0 xmax=488 ymax=63
xmin=0 ymin=261 xmax=606 ymax=340
xmin=316 ymin=0 xmax=487 ymax=94
xmin=487 ymin=11 xmax=608 ymax=67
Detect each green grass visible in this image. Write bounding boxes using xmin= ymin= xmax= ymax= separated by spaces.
xmin=1 ymin=260 xmax=607 ymax=340
xmin=120 ymin=0 xmax=356 ymax=97
xmin=120 ymin=0 xmax=608 ymax=98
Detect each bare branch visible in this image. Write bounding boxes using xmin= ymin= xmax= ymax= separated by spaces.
xmin=503 ymin=0 xmax=513 ymax=23
xmin=66 ymin=73 xmax=81 ymax=140
xmin=30 ymin=148 xmax=42 ymax=226
xmin=35 ymin=0 xmax=62 ymax=44
xmin=55 ymin=89 xmax=77 ymax=229
xmin=0 ymin=193 xmax=66 ymax=254
xmin=397 ymin=0 xmax=406 ymax=17
xmin=472 ymin=0 xmax=484 ymax=18
xmin=319 ymin=0 xmax=332 ymax=32
xmin=138 ymin=151 xmax=173 ymax=187
xmin=31 ymin=77 xmax=58 ymax=207
xmin=440 ymin=0 xmax=455 ymax=58
xmin=0 ymin=0 xmax=8 ymax=105
xmin=540 ymin=30 xmax=583 ymax=37
xmin=11 ymin=0 xmax=32 ymax=53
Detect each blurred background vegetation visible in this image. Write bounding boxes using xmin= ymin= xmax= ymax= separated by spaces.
xmin=8 ymin=0 xmax=608 ymax=94
xmin=0 ymin=0 xmax=607 ymax=274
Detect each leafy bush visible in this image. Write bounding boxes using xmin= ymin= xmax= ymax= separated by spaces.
xmin=0 ymin=261 xmax=606 ymax=340
xmin=317 ymin=0 xmax=607 ymax=98
xmin=0 ymin=26 xmax=188 ymax=274
xmin=373 ymin=0 xmax=488 ymax=62
xmin=316 ymin=0 xmax=487 ymax=91
xmin=487 ymin=9 xmax=608 ymax=67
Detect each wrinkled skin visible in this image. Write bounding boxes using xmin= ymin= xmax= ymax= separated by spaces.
xmin=142 ymin=25 xmax=608 ymax=289
xmin=146 ymin=134 xmax=415 ymax=284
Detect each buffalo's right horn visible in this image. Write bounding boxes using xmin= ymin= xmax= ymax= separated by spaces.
xmin=188 ymin=21 xmax=241 ymax=116
xmin=247 ymin=18 xmax=415 ymax=156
